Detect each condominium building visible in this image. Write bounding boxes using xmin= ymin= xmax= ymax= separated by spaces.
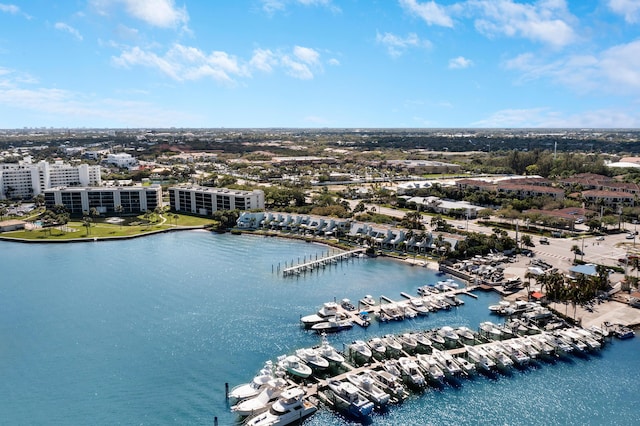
xmin=0 ymin=159 xmax=101 ymax=200
xmin=43 ymin=185 xmax=162 ymax=215
xmin=168 ymin=185 xmax=264 ymax=216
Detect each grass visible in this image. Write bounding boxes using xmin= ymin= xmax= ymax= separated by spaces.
xmin=1 ymin=213 xmax=217 ymax=241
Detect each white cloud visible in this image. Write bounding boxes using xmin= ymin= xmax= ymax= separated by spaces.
xmin=54 ymin=22 xmax=83 ymax=41
xmin=249 ymin=49 xmax=277 ymax=73
xmin=475 ymin=107 xmax=640 ymax=128
xmin=327 ymin=58 xmax=340 ymax=66
xmin=399 ymin=0 xmax=454 ymax=27
xmin=112 ymin=44 xmax=245 ymax=84
xmin=293 ymin=46 xmax=320 ymax=65
xmin=91 ymin=0 xmax=189 ymax=29
xmin=469 ymin=0 xmax=577 ymax=48
xmin=281 ymin=56 xmax=314 ymax=80
xmin=260 ymin=0 xmax=340 ymax=14
xmin=608 ymin=0 xmax=640 ymax=24
xmin=376 ymin=31 xmax=431 ymax=57
xmin=0 ymin=3 xmax=19 ymax=14
xmin=449 ymin=56 xmax=473 ymax=69
xmin=505 ymin=40 xmax=640 ymax=95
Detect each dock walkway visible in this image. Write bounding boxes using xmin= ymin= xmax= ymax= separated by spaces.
xmin=282 ymin=248 xmax=365 ymax=277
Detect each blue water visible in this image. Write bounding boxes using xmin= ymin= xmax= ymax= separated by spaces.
xmin=1 ymin=231 xmax=638 ymax=425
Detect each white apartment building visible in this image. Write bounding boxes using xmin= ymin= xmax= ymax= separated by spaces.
xmin=105 ymin=153 xmax=137 ymax=168
xmin=169 ymin=185 xmax=264 ymax=216
xmin=43 ymin=185 xmax=162 ymax=215
xmin=0 ymin=159 xmax=101 ymax=200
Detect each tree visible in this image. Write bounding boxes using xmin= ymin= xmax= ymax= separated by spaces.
xmin=82 ymin=212 xmax=93 ymax=236
xmin=570 ymin=244 xmax=581 ymax=261
xmin=0 ymin=206 xmax=7 ymax=221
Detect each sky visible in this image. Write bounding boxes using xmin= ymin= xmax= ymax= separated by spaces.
xmin=1 ymin=0 xmax=640 ymax=129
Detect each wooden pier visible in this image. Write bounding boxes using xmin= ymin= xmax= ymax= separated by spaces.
xmin=282 ymin=248 xmax=366 ymax=277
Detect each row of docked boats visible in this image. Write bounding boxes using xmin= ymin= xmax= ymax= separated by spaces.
xmin=231 ymin=321 xmax=611 ymax=424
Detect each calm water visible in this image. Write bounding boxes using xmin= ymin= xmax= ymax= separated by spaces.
xmin=1 ymin=231 xmax=638 ymax=425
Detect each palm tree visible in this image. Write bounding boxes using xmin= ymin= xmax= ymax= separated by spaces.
xmin=570 ymin=244 xmax=580 ymax=262
xmin=173 ymin=214 xmax=179 ymax=227
xmin=82 ymin=213 xmax=93 ymax=236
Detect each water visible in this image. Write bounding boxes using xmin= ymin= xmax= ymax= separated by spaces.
xmin=0 ymin=231 xmax=638 ymax=425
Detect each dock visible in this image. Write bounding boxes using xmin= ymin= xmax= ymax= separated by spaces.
xmin=282 ymin=248 xmax=366 ymax=277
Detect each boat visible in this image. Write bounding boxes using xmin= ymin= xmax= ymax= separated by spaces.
xmin=346 ymin=370 xmax=390 ymax=407
xmin=278 ymin=355 xmax=312 ymax=379
xmin=300 ymin=302 xmax=341 ymax=327
xmin=428 ymin=330 xmax=446 ymax=348
xmin=488 ymin=300 xmax=511 ymax=315
xmin=316 ymin=333 xmax=345 ymax=365
xmin=348 ymin=340 xmax=372 ymax=363
xmin=479 ymin=321 xmax=503 ymax=340
xmin=360 ymin=295 xmax=376 ymax=307
xmin=542 ymin=333 xmax=574 ymax=356
xmin=231 ymin=380 xmax=287 ymax=416
xmin=327 ymin=379 xmax=375 ymax=418
xmin=499 ymin=341 xmax=530 ymax=366
xmin=412 ymin=332 xmax=433 ymax=353
xmin=588 ymin=324 xmax=610 ymax=339
xmin=437 ymin=326 xmax=460 ymax=347
xmin=408 ymin=298 xmax=430 ymax=315
xmin=435 ymin=279 xmax=459 ymax=291
xmin=455 ymin=326 xmax=476 ymax=344
xmin=379 ymin=303 xmax=404 ymax=321
xmin=431 ymin=348 xmax=463 ymax=377
xmin=245 ymin=387 xmax=317 ymax=426
xmin=417 ymin=284 xmax=436 ymax=297
xmin=381 ymin=334 xmax=403 ymax=356
xmin=398 ymin=356 xmax=426 ymax=388
xmin=402 ymin=305 xmax=418 ymax=319
xmin=415 ymin=353 xmax=445 ymax=385
xmin=464 ymin=345 xmax=496 ymax=371
xmin=341 ymin=298 xmax=356 ymax=311
xmin=295 ymin=348 xmax=329 ymax=371
xmin=484 ymin=344 xmax=513 ymax=370
xmin=382 ymin=359 xmax=402 ymax=378
xmin=528 ymin=334 xmax=556 ymax=358
xmin=556 ymin=329 xmax=588 ymax=353
xmin=571 ymin=328 xmax=601 ymax=350
xmin=229 ymin=361 xmax=277 ymax=402
xmin=517 ymin=337 xmax=540 ymax=359
xmin=310 ymin=316 xmax=353 ymax=333
xmin=367 ymin=337 xmax=387 ymax=360
xmin=369 ymin=369 xmax=408 ymax=402
xmin=455 ymin=356 xmax=477 ymax=376
xmin=612 ymin=324 xmax=635 ymax=339
xmin=397 ymin=333 xmax=418 ymax=353
xmin=358 ymin=311 xmax=371 ymax=327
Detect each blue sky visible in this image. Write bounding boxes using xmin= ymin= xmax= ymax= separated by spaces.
xmin=1 ymin=0 xmax=640 ymax=129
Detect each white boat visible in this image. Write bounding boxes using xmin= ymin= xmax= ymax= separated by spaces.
xmin=412 ymin=332 xmax=433 ymax=353
xmin=465 ymin=345 xmax=496 ymax=371
xmin=369 ymin=369 xmax=408 ymax=401
xmin=431 ymin=348 xmax=463 ymax=377
xmin=428 ymin=330 xmax=446 ymax=348
xmin=528 ymin=334 xmax=556 ymax=358
xmin=488 ymin=300 xmax=511 ymax=315
xmin=588 ymin=325 xmax=609 ymax=339
xmin=310 ymin=316 xmax=353 ymax=333
xmin=479 ymin=321 xmax=503 ymax=340
xmin=316 ymin=333 xmax=345 ymax=365
xmin=245 ymin=387 xmax=317 ymax=426
xmin=397 ymin=333 xmax=418 ymax=353
xmin=542 ymin=333 xmax=574 ymax=355
xmin=360 ymin=295 xmax=376 ymax=307
xmin=435 ymin=279 xmax=459 ymax=290
xmin=327 ymin=379 xmax=375 ymax=418
xmin=379 ymin=303 xmax=404 ymax=321
xmin=408 ymin=298 xmax=430 ymax=315
xmin=455 ymin=356 xmax=477 ymax=376
xmin=349 ymin=340 xmax=372 ymax=363
xmin=341 ymin=298 xmax=356 ymax=311
xmin=437 ymin=326 xmax=460 ymax=347
xmin=295 ymin=348 xmax=329 ymax=370
xmin=398 ymin=356 xmax=426 ymax=388
xmin=381 ymin=334 xmax=403 ymax=356
xmin=278 ymin=355 xmax=312 ymax=379
xmin=518 ymin=337 xmax=541 ymax=359
xmin=571 ymin=328 xmax=601 ymax=350
xmin=417 ymin=284 xmax=436 ymax=297
xmin=231 ymin=379 xmax=287 ymax=416
xmin=382 ymin=359 xmax=402 ymax=378
xmin=346 ymin=370 xmax=391 ymax=407
xmin=367 ymin=337 xmax=387 ymax=359
xmin=229 ymin=361 xmax=277 ymax=402
xmin=415 ymin=353 xmax=445 ymax=384
xmin=484 ymin=344 xmax=513 ymax=370
xmin=500 ymin=341 xmax=530 ymax=366
xmin=556 ymin=329 xmax=588 ymax=353
xmin=402 ymin=305 xmax=418 ymax=319
xmin=300 ymin=302 xmax=341 ymax=327
xmin=456 ymin=326 xmax=476 ymax=344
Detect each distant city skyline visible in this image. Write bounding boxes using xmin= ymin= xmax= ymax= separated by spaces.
xmin=1 ymin=0 xmax=640 ymax=129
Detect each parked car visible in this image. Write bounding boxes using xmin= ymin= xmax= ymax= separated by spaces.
xmin=539 ymin=237 xmax=549 ymax=245
xmin=626 ymin=233 xmax=635 ymax=239
xmin=595 ymin=236 xmax=605 ymax=241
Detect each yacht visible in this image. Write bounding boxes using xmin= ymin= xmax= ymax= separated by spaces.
xmin=397 ymin=333 xmax=418 ymax=353
xmin=381 ymin=334 xmax=403 ymax=357
xmin=278 ymin=355 xmax=312 ymax=379
xmin=310 ymin=316 xmax=353 ymax=333
xmin=415 ymin=353 xmax=445 ymax=385
xmin=435 ymin=279 xmax=460 ymax=290
xmin=398 ymin=356 xmax=426 ymax=388
xmin=346 ymin=370 xmax=391 ymax=407
xmin=316 ymin=333 xmax=345 ymax=365
xmin=229 ymin=361 xmax=277 ymax=402
xmin=231 ymin=379 xmax=287 ymax=417
xmin=294 ymin=348 xmax=329 ymax=371
xmin=479 ymin=321 xmax=503 ymax=340
xmin=348 ymin=340 xmax=372 ymax=364
xmin=432 ymin=348 xmax=463 ymax=377
xmin=359 ymin=294 xmax=376 ymax=307
xmin=455 ymin=356 xmax=477 ymax=376
xmin=367 ymin=337 xmax=387 ymax=360
xmin=369 ymin=369 xmax=408 ymax=402
xmin=408 ymin=298 xmax=430 ymax=315
xmin=437 ymin=326 xmax=460 ymax=347
xmin=327 ymin=379 xmax=375 ymax=419
xmin=465 ymin=345 xmax=496 ymax=371
xmin=300 ymin=302 xmax=342 ymax=327
xmin=245 ymin=387 xmax=317 ymax=426
xmin=456 ymin=326 xmax=476 ymax=344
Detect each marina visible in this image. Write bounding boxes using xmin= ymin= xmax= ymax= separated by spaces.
xmin=280 ymin=248 xmax=366 ymax=277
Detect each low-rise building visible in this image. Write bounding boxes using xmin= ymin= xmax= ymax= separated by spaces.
xmin=43 ymin=185 xmax=162 ymax=215
xmin=168 ymin=185 xmax=264 ymax=216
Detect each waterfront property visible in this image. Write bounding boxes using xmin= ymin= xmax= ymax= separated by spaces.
xmin=168 ymin=185 xmax=264 ymax=216
xmin=43 ymin=185 xmax=162 ymax=215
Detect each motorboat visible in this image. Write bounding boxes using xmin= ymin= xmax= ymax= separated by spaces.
xmin=316 ymin=333 xmax=345 ymax=365
xmin=278 ymin=355 xmax=312 ymax=379
xmin=379 ymin=303 xmax=404 ymax=321
xmin=415 ymin=353 xmax=445 ymax=385
xmin=397 ymin=333 xmax=418 ymax=353
xmin=571 ymin=328 xmax=601 ymax=350
xmin=479 ymin=321 xmax=503 ymax=340
xmin=381 ymin=334 xmax=403 ymax=356
xmin=464 ymin=345 xmax=496 ymax=371
xmin=444 ymin=293 xmax=465 ymax=306
xmin=484 ymin=344 xmax=513 ymax=370
xmin=417 ymin=284 xmax=437 ymax=297
xmin=455 ymin=356 xmax=477 ymax=376
xmin=229 ymin=361 xmax=277 ymax=402
xmin=542 ymin=333 xmax=573 ymax=356
xmin=310 ymin=316 xmax=353 ymax=333
xmin=488 ymin=300 xmax=511 ymax=315
xmin=402 ymin=305 xmax=418 ymax=319
xmin=412 ymin=332 xmax=433 ymax=353
xmin=300 ymin=302 xmax=341 ymax=327
xmin=499 ymin=341 xmax=530 ymax=366
xmin=348 ymin=340 xmax=372 ymax=363
xmin=408 ymin=298 xmax=430 ymax=315
xmin=295 ymin=348 xmax=329 ymax=371
xmin=398 ymin=356 xmax=426 ymax=388
xmin=369 ymin=369 xmax=408 ymax=402
xmin=517 ymin=337 xmax=540 ymax=359
xmin=327 ymin=379 xmax=375 ymax=418
xmin=382 ymin=359 xmax=402 ymax=378
xmin=556 ymin=329 xmax=588 ymax=353
xmin=588 ymin=325 xmax=609 ymax=339
xmin=428 ymin=330 xmax=446 ymax=348
xmin=231 ymin=379 xmax=287 ymax=416
xmin=367 ymin=337 xmax=387 ymax=360
xmin=341 ymin=298 xmax=356 ymax=311
xmin=245 ymin=387 xmax=317 ymax=426
xmin=455 ymin=326 xmax=476 ymax=344
xmin=431 ymin=348 xmax=463 ymax=377
xmin=435 ymin=279 xmax=459 ymax=291
xmin=528 ymin=334 xmax=556 ymax=358
xmin=360 ymin=295 xmax=376 ymax=307
xmin=437 ymin=326 xmax=460 ymax=347
xmin=346 ymin=370 xmax=390 ymax=407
